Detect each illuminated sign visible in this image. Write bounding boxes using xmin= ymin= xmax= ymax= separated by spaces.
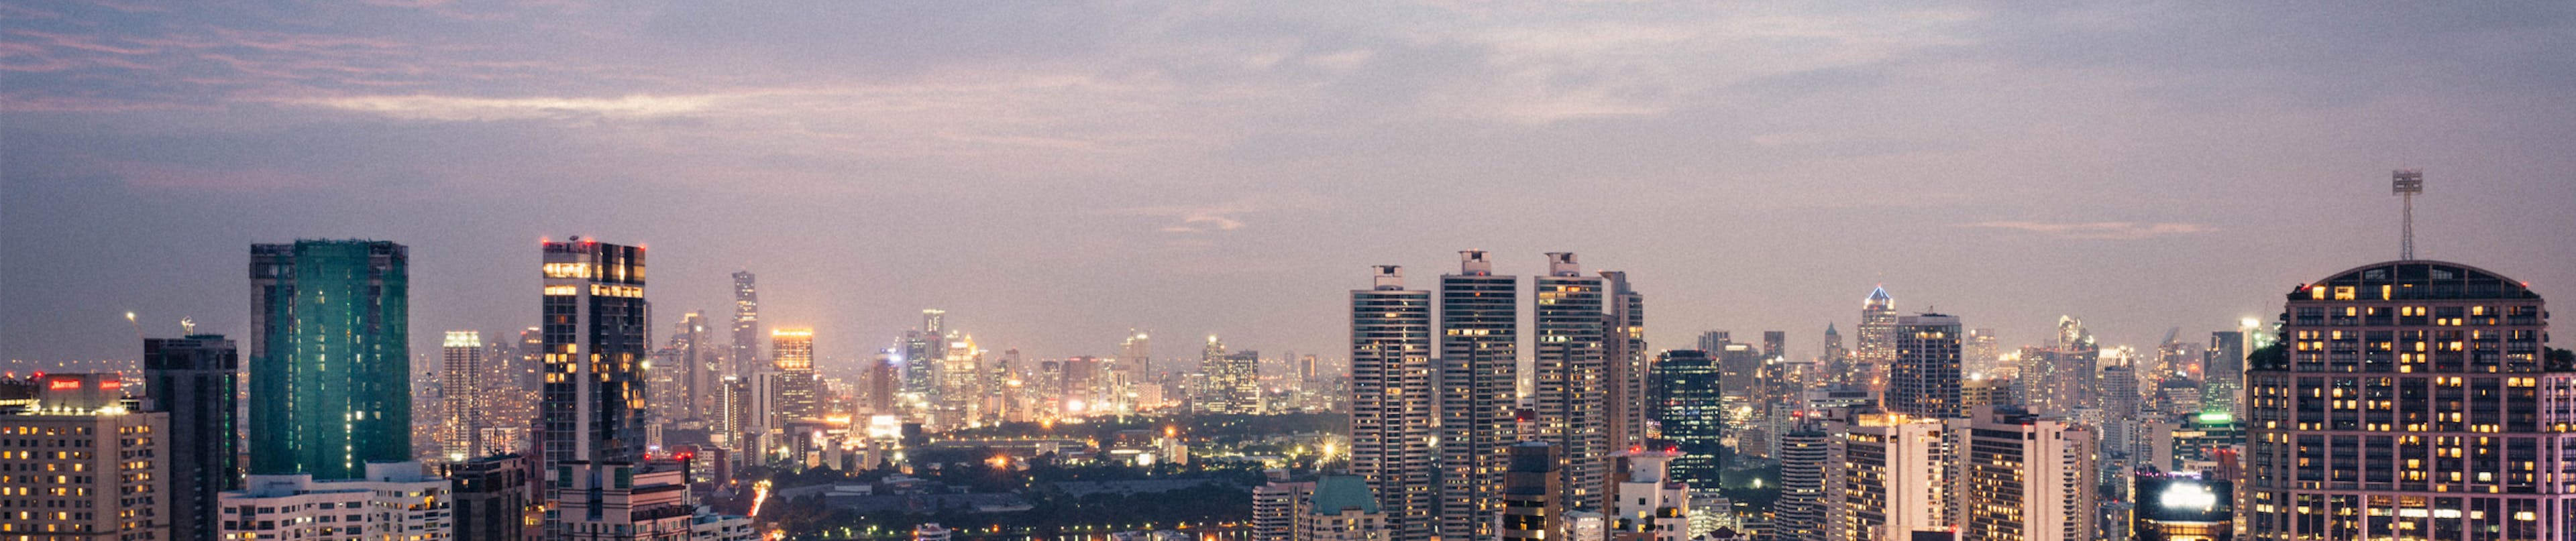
xmin=46 ymin=379 xmax=80 ymax=390
xmin=2160 ymin=482 xmax=2218 ymax=511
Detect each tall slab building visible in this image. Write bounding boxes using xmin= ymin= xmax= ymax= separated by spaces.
xmin=1350 ymin=265 xmax=1434 ymax=540
xmin=2244 ymin=260 xmax=2575 ymax=540
xmin=1437 ymin=251 xmax=1517 ymax=540
xmin=1533 ymin=252 xmax=1608 ymax=513
xmin=540 ymin=237 xmax=651 ymax=469
xmin=146 ymin=335 xmax=240 ymax=540
xmin=731 ymin=270 xmax=760 ymax=378
xmin=1602 ymin=271 xmax=1650 ymax=452
xmin=1856 ymin=286 xmax=1898 ymax=396
xmin=249 ymin=239 xmax=410 ymax=479
xmin=443 ymin=330 xmax=484 ymax=461
xmin=1886 ymin=314 xmax=1964 ymax=419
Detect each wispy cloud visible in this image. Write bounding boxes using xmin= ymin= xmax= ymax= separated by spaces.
xmin=289 ymin=93 xmax=722 ymax=121
xmin=1957 ymin=221 xmax=2216 ymax=240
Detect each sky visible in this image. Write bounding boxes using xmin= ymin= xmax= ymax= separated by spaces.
xmin=5 ymin=1 xmax=2573 ymax=374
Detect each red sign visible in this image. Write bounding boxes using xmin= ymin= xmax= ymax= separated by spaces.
xmin=46 ymin=379 xmax=80 ymax=390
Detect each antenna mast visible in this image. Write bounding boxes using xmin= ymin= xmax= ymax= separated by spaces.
xmin=2392 ymin=169 xmax=2423 ymax=260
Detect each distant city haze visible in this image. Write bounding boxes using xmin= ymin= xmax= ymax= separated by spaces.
xmin=5 ymin=3 xmax=2573 ymax=368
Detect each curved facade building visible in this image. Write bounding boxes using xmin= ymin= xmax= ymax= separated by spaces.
xmin=2243 ymin=260 xmax=2575 ymax=540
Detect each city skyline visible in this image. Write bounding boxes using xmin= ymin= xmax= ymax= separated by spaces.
xmin=7 ymin=3 xmax=2575 ymax=369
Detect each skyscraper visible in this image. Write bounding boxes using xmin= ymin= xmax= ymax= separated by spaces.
xmin=771 ymin=328 xmax=818 ymax=423
xmin=1436 ymin=250 xmax=1517 ymax=541
xmin=1650 ymin=350 xmax=1721 ymax=489
xmin=1350 ymin=265 xmax=1434 ymax=540
xmin=1774 ymin=422 xmax=1831 ymax=541
xmin=1602 ymin=271 xmax=1650 ymax=453
xmin=249 ymin=239 xmax=410 ymax=479
xmin=1953 ymin=406 xmax=2096 ymax=541
xmin=1821 ymin=323 xmax=1850 ymax=387
xmin=1120 ymin=330 xmax=1152 ymax=390
xmin=2017 ymin=317 xmax=2098 ymax=417
xmin=1856 ymin=286 xmax=1898 ymax=398
xmin=1821 ymin=410 xmax=1947 ymax=541
xmin=1964 ymin=328 xmax=2000 ymax=378
xmin=2202 ymin=330 xmax=2245 ymax=418
xmin=2243 ymin=260 xmax=2573 ymax=540
xmin=146 ymin=335 xmax=239 ymax=541
xmin=731 ymin=272 xmax=761 ymax=380
xmin=540 ymin=237 xmax=650 ymax=469
xmin=671 ymin=312 xmax=710 ymax=421
xmin=1533 ymin=252 xmax=1608 ymax=513
xmin=1886 ymin=314 xmax=1963 ymax=419
xmin=443 ymin=330 xmax=484 ymax=461
xmin=1501 ymin=442 xmax=1565 ymax=541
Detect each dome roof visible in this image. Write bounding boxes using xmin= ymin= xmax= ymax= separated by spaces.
xmin=2293 ymin=260 xmax=2540 ymax=301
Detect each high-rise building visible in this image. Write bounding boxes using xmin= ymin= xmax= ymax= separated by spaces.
xmin=2017 ymin=319 xmax=2098 ymax=418
xmin=250 ymin=239 xmax=410 ymax=479
xmin=2245 ymin=260 xmax=2573 ymax=540
xmin=447 ymin=453 xmax=540 ymax=541
xmin=1821 ymin=410 xmax=1947 ymax=541
xmin=1534 ymin=252 xmax=1609 ymax=513
xmin=1349 ymin=265 xmax=1434 ymax=540
xmin=0 ymin=373 xmax=170 ymax=541
xmin=1197 ymin=347 xmax=1260 ymax=414
xmin=1650 ymin=350 xmax=1722 ymax=489
xmin=1887 ymin=314 xmax=1963 ymax=419
xmin=731 ymin=271 xmax=761 ymax=378
xmin=146 ymin=335 xmax=239 ymax=541
xmin=1821 ymin=323 xmax=1851 ymax=389
xmin=771 ymin=328 xmax=819 ymax=423
xmin=1437 ymin=250 xmax=1517 ymax=540
xmin=1775 ymin=422 xmax=1831 ymax=541
xmin=543 ymin=460 xmax=755 ymax=541
xmin=1952 ymin=406 xmax=2096 ymax=541
xmin=1119 ymin=330 xmax=1152 ymax=385
xmin=1697 ymin=330 xmax=1731 ymax=354
xmin=540 ymin=237 xmax=651 ymax=469
xmin=667 ymin=312 xmax=710 ymax=422
xmin=1607 ymin=449 xmax=1690 ymax=541
xmin=1964 ymin=328 xmax=2001 ymax=379
xmin=1856 ymin=286 xmax=1898 ymax=398
xmin=1254 ymin=479 xmax=1316 ymax=541
xmin=865 ymin=351 xmax=898 ymax=415
xmin=2202 ymin=330 xmax=2246 ymax=418
xmin=1603 ymin=271 xmax=1650 ymax=453
xmin=443 ymin=330 xmax=485 ymax=461
xmin=221 ymin=462 xmax=451 ymax=541
xmin=1501 ymin=442 xmax=1564 ymax=541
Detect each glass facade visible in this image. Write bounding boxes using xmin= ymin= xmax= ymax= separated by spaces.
xmin=248 ymin=239 xmax=410 ymax=479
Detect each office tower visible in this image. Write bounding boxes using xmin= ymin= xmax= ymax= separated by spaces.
xmin=1501 ymin=442 xmax=1565 ymax=541
xmin=0 ymin=374 xmax=170 ymax=541
xmin=717 ymin=376 xmax=748 ymax=448
xmin=865 ymin=352 xmax=898 ymax=414
xmin=1255 ymin=479 xmax=1316 ymax=541
xmin=1821 ymin=410 xmax=1947 ymax=541
xmin=1964 ymin=328 xmax=2000 ymax=378
xmin=1887 ymin=314 xmax=1963 ymax=418
xmin=1697 ymin=330 xmax=1731 ymax=353
xmin=1776 ymin=423 xmax=1831 ymax=541
xmin=2202 ymin=330 xmax=2245 ymax=418
xmin=1603 ymin=271 xmax=1650 ymax=453
xmin=1857 ymin=286 xmax=1898 ymax=396
xmin=1301 ymin=476 xmax=1392 ymax=541
xmin=145 ymin=335 xmax=239 ymax=541
xmin=1197 ymin=345 xmax=1260 ymax=414
xmin=1438 ymin=250 xmax=1517 ymax=540
xmin=771 ymin=328 xmax=819 ymax=422
xmin=731 ymin=271 xmax=761 ymax=377
xmin=249 ymin=239 xmax=411 ymax=479
xmin=1608 ymin=449 xmax=1690 ymax=541
xmin=1120 ymin=330 xmax=1151 ymax=381
xmin=443 ymin=330 xmax=484 ymax=461
xmin=1650 ymin=350 xmax=1722 ymax=489
xmin=900 ymin=329 xmax=941 ymax=400
xmin=2097 ymin=361 xmax=2139 ymax=420
xmin=666 ymin=312 xmax=708 ymax=421
xmin=540 ymin=237 xmax=651 ymax=469
xmin=1715 ymin=343 xmax=1764 ymax=405
xmin=222 ymin=462 xmax=450 ymax=541
xmin=1960 ymin=378 xmax=2012 ymax=410
xmin=447 ymin=453 xmax=540 ymax=541
xmin=2017 ymin=318 xmax=2098 ymax=417
xmin=1350 ymin=265 xmax=1434 ymax=540
xmin=1953 ymin=406 xmax=2097 ymax=541
xmin=937 ymin=333 xmax=982 ymax=422
xmin=2245 ymin=260 xmax=2573 ymax=540
xmin=1762 ymin=330 xmax=1787 ymax=359
xmin=2134 ymin=473 xmax=2233 ymax=541
xmin=1821 ymin=323 xmax=1851 ymax=388
xmin=1533 ymin=252 xmax=1609 ymax=512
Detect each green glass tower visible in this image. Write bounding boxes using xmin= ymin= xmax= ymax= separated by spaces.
xmin=249 ymin=239 xmax=410 ymax=479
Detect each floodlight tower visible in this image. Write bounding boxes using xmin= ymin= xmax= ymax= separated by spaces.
xmin=2392 ymin=169 xmax=2423 ymax=260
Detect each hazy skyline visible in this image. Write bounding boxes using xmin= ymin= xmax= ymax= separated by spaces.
xmin=6 ymin=2 xmax=2573 ymax=369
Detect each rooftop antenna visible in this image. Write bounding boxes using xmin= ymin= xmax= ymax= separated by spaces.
xmin=2392 ymin=169 xmax=2423 ymax=260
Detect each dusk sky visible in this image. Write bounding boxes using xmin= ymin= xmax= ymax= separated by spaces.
xmin=5 ymin=1 xmax=2572 ymax=372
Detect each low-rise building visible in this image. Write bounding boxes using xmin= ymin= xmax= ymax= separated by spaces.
xmin=219 ymin=462 xmax=451 ymax=541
